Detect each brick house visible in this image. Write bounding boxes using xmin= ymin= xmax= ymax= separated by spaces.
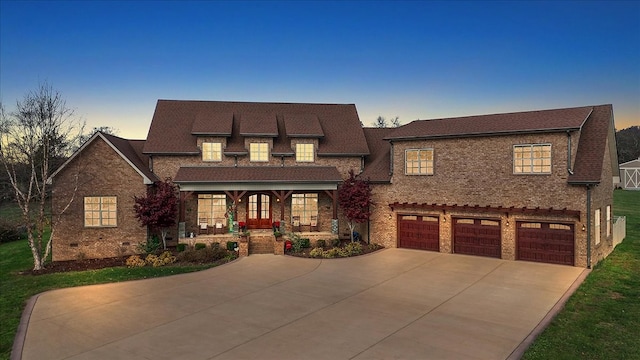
xmin=50 ymin=101 xmax=619 ymax=267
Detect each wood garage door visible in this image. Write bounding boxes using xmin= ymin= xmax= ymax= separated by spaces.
xmin=517 ymin=222 xmax=574 ymax=266
xmin=398 ymin=215 xmax=439 ymax=251
xmin=453 ymin=218 xmax=501 ymax=258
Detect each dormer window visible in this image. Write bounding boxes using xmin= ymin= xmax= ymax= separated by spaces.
xmin=250 ymin=143 xmax=269 ymax=162
xmin=202 ymin=142 xmax=222 ymax=162
xmin=296 ymin=143 xmax=314 ymax=162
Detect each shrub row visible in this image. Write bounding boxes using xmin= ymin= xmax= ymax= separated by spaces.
xmin=126 ymin=251 xmax=176 ymax=268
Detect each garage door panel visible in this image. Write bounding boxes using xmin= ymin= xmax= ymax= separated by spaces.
xmin=453 ymin=218 xmax=501 ymax=258
xmin=398 ymin=215 xmax=439 ymax=251
xmin=517 ymin=222 xmax=574 ymax=266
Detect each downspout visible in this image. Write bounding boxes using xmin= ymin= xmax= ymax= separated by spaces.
xmin=234 ymin=155 xmax=238 ymax=167
xmin=567 ymin=131 xmax=573 ymax=175
xmin=586 ymin=185 xmax=592 ymax=269
xmin=389 ymin=141 xmax=394 ymax=177
xmin=149 ymin=155 xmax=153 ymax=172
xmin=361 ymin=156 xmax=365 ymax=174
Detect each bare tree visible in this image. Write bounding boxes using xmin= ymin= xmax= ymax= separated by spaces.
xmin=372 ymin=116 xmax=401 ymax=128
xmin=372 ymin=116 xmax=388 ymax=128
xmin=0 ymin=83 xmax=84 ymax=270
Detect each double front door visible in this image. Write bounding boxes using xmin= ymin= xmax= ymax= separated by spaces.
xmin=246 ymin=193 xmax=272 ymax=229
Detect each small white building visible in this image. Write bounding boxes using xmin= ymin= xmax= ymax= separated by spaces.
xmin=620 ymin=158 xmax=640 ymax=190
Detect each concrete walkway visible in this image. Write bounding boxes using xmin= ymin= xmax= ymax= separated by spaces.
xmin=16 ymin=249 xmax=586 ymax=360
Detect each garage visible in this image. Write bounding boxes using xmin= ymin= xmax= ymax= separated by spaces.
xmin=453 ymin=218 xmax=501 ymax=258
xmin=398 ymin=214 xmax=439 ymax=251
xmin=517 ymin=222 xmax=574 ymax=266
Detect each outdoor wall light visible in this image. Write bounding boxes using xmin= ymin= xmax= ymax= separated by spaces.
xmin=582 ymin=224 xmax=586 ymax=231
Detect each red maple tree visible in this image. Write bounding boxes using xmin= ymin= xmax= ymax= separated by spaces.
xmin=133 ymin=178 xmax=178 ymax=249
xmin=338 ymin=169 xmax=372 ymax=242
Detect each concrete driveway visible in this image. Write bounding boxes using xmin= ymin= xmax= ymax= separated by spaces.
xmin=16 ymin=249 xmax=586 ymax=360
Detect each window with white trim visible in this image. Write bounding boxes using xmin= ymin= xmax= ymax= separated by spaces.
xmin=202 ymin=142 xmax=222 ymax=161
xmin=606 ymin=205 xmax=611 ymax=237
xmin=595 ymin=208 xmax=601 ymax=245
xmin=250 ymin=143 xmax=269 ymax=162
xmin=198 ymin=194 xmax=226 ymax=224
xmin=84 ymin=196 xmax=117 ymax=227
xmin=296 ymin=143 xmax=314 ymax=162
xmin=513 ymin=144 xmax=551 ymax=174
xmin=291 ymin=193 xmax=318 ymax=224
xmin=405 ymin=149 xmax=434 ymax=175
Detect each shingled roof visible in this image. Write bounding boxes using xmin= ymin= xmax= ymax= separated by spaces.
xmin=143 ymin=100 xmax=370 ymax=156
xmin=385 ymin=106 xmax=593 ymax=141
xmin=568 ymin=104 xmax=618 ymax=184
xmin=50 ymin=132 xmax=158 ymax=184
xmin=174 ymin=166 xmax=342 ymax=183
xmin=360 ymin=128 xmax=394 ymax=183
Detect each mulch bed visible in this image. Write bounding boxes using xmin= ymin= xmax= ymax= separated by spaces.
xmin=23 ymin=257 xmax=128 ymax=275
xmin=285 ymin=240 xmax=383 ymax=258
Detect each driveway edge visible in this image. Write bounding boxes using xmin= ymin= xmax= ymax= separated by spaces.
xmin=11 ymin=292 xmax=39 ymax=360
xmin=506 ymin=267 xmax=591 ymax=360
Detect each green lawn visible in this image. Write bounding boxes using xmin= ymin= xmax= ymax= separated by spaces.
xmin=523 ymin=189 xmax=640 ymax=359
xmin=0 ymin=240 xmax=225 ymax=360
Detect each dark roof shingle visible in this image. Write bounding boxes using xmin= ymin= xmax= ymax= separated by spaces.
xmin=174 ymin=166 xmax=342 ymax=183
xmin=360 ymin=128 xmax=393 ymax=183
xmin=144 ymin=100 xmax=369 ymax=156
xmin=385 ymin=106 xmax=593 ymax=140
xmin=568 ymin=105 xmax=615 ymax=184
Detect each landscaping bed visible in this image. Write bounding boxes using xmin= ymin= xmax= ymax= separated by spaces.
xmin=285 ymin=239 xmax=384 ymax=258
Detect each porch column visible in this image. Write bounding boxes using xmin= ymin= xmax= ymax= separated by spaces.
xmin=224 ymin=190 xmax=247 ymax=221
xmin=272 ymin=190 xmax=293 ymax=221
xmin=324 ymin=189 xmax=338 ymax=219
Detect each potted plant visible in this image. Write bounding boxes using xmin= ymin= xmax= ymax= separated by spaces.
xmin=273 ymin=230 xmax=283 ymax=239
xmin=238 ymin=221 xmax=247 ymax=233
xmin=272 ymin=221 xmax=281 ymax=233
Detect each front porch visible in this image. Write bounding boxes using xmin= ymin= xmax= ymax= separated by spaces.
xmin=178 ymin=229 xmax=338 ymax=256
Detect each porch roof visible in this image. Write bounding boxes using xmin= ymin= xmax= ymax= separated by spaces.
xmin=174 ymin=166 xmax=342 ymax=191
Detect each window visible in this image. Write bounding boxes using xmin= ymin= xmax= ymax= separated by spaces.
xmin=606 ymin=205 xmax=611 ymax=237
xmin=198 ymin=194 xmax=226 ymax=224
xmin=202 ymin=142 xmax=222 ymax=161
xmin=296 ymin=143 xmax=314 ymax=162
xmin=291 ymin=193 xmax=318 ymax=224
xmin=513 ymin=144 xmax=551 ymax=174
xmin=595 ymin=208 xmax=601 ymax=245
xmin=84 ymin=196 xmax=117 ymax=227
xmin=250 ymin=143 xmax=269 ymax=162
xmin=405 ymin=149 xmax=434 ymax=175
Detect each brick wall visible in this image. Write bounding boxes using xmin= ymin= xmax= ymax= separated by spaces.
xmin=51 ymin=138 xmax=148 ymax=261
xmin=369 ymin=132 xmax=601 ymax=267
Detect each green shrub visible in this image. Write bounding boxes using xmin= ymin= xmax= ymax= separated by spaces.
xmin=0 ymin=219 xmax=25 ymax=243
xmin=331 ymin=238 xmax=341 ymax=247
xmin=226 ymin=241 xmax=238 ymax=251
xmin=316 ymin=239 xmax=326 ymax=248
xmin=309 ymin=247 xmax=324 ymax=258
xmin=137 ymin=235 xmax=161 ymax=255
xmin=323 ymin=248 xmax=341 ymax=258
xmin=125 ymin=255 xmax=146 ymax=268
xmin=177 ymin=243 xmax=186 ymax=252
xmin=195 ymin=243 xmax=206 ymax=250
xmin=176 ymin=248 xmax=236 ymax=264
xmin=343 ymin=242 xmax=363 ymax=256
xmin=300 ymin=238 xmax=311 ymax=248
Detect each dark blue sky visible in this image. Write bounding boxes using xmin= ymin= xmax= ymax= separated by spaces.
xmin=1 ymin=1 xmax=638 ymax=138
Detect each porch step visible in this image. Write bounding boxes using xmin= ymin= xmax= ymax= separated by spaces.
xmin=249 ymin=236 xmax=274 ymax=255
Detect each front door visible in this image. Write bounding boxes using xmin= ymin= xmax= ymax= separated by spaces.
xmin=247 ymin=193 xmax=272 ymax=229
